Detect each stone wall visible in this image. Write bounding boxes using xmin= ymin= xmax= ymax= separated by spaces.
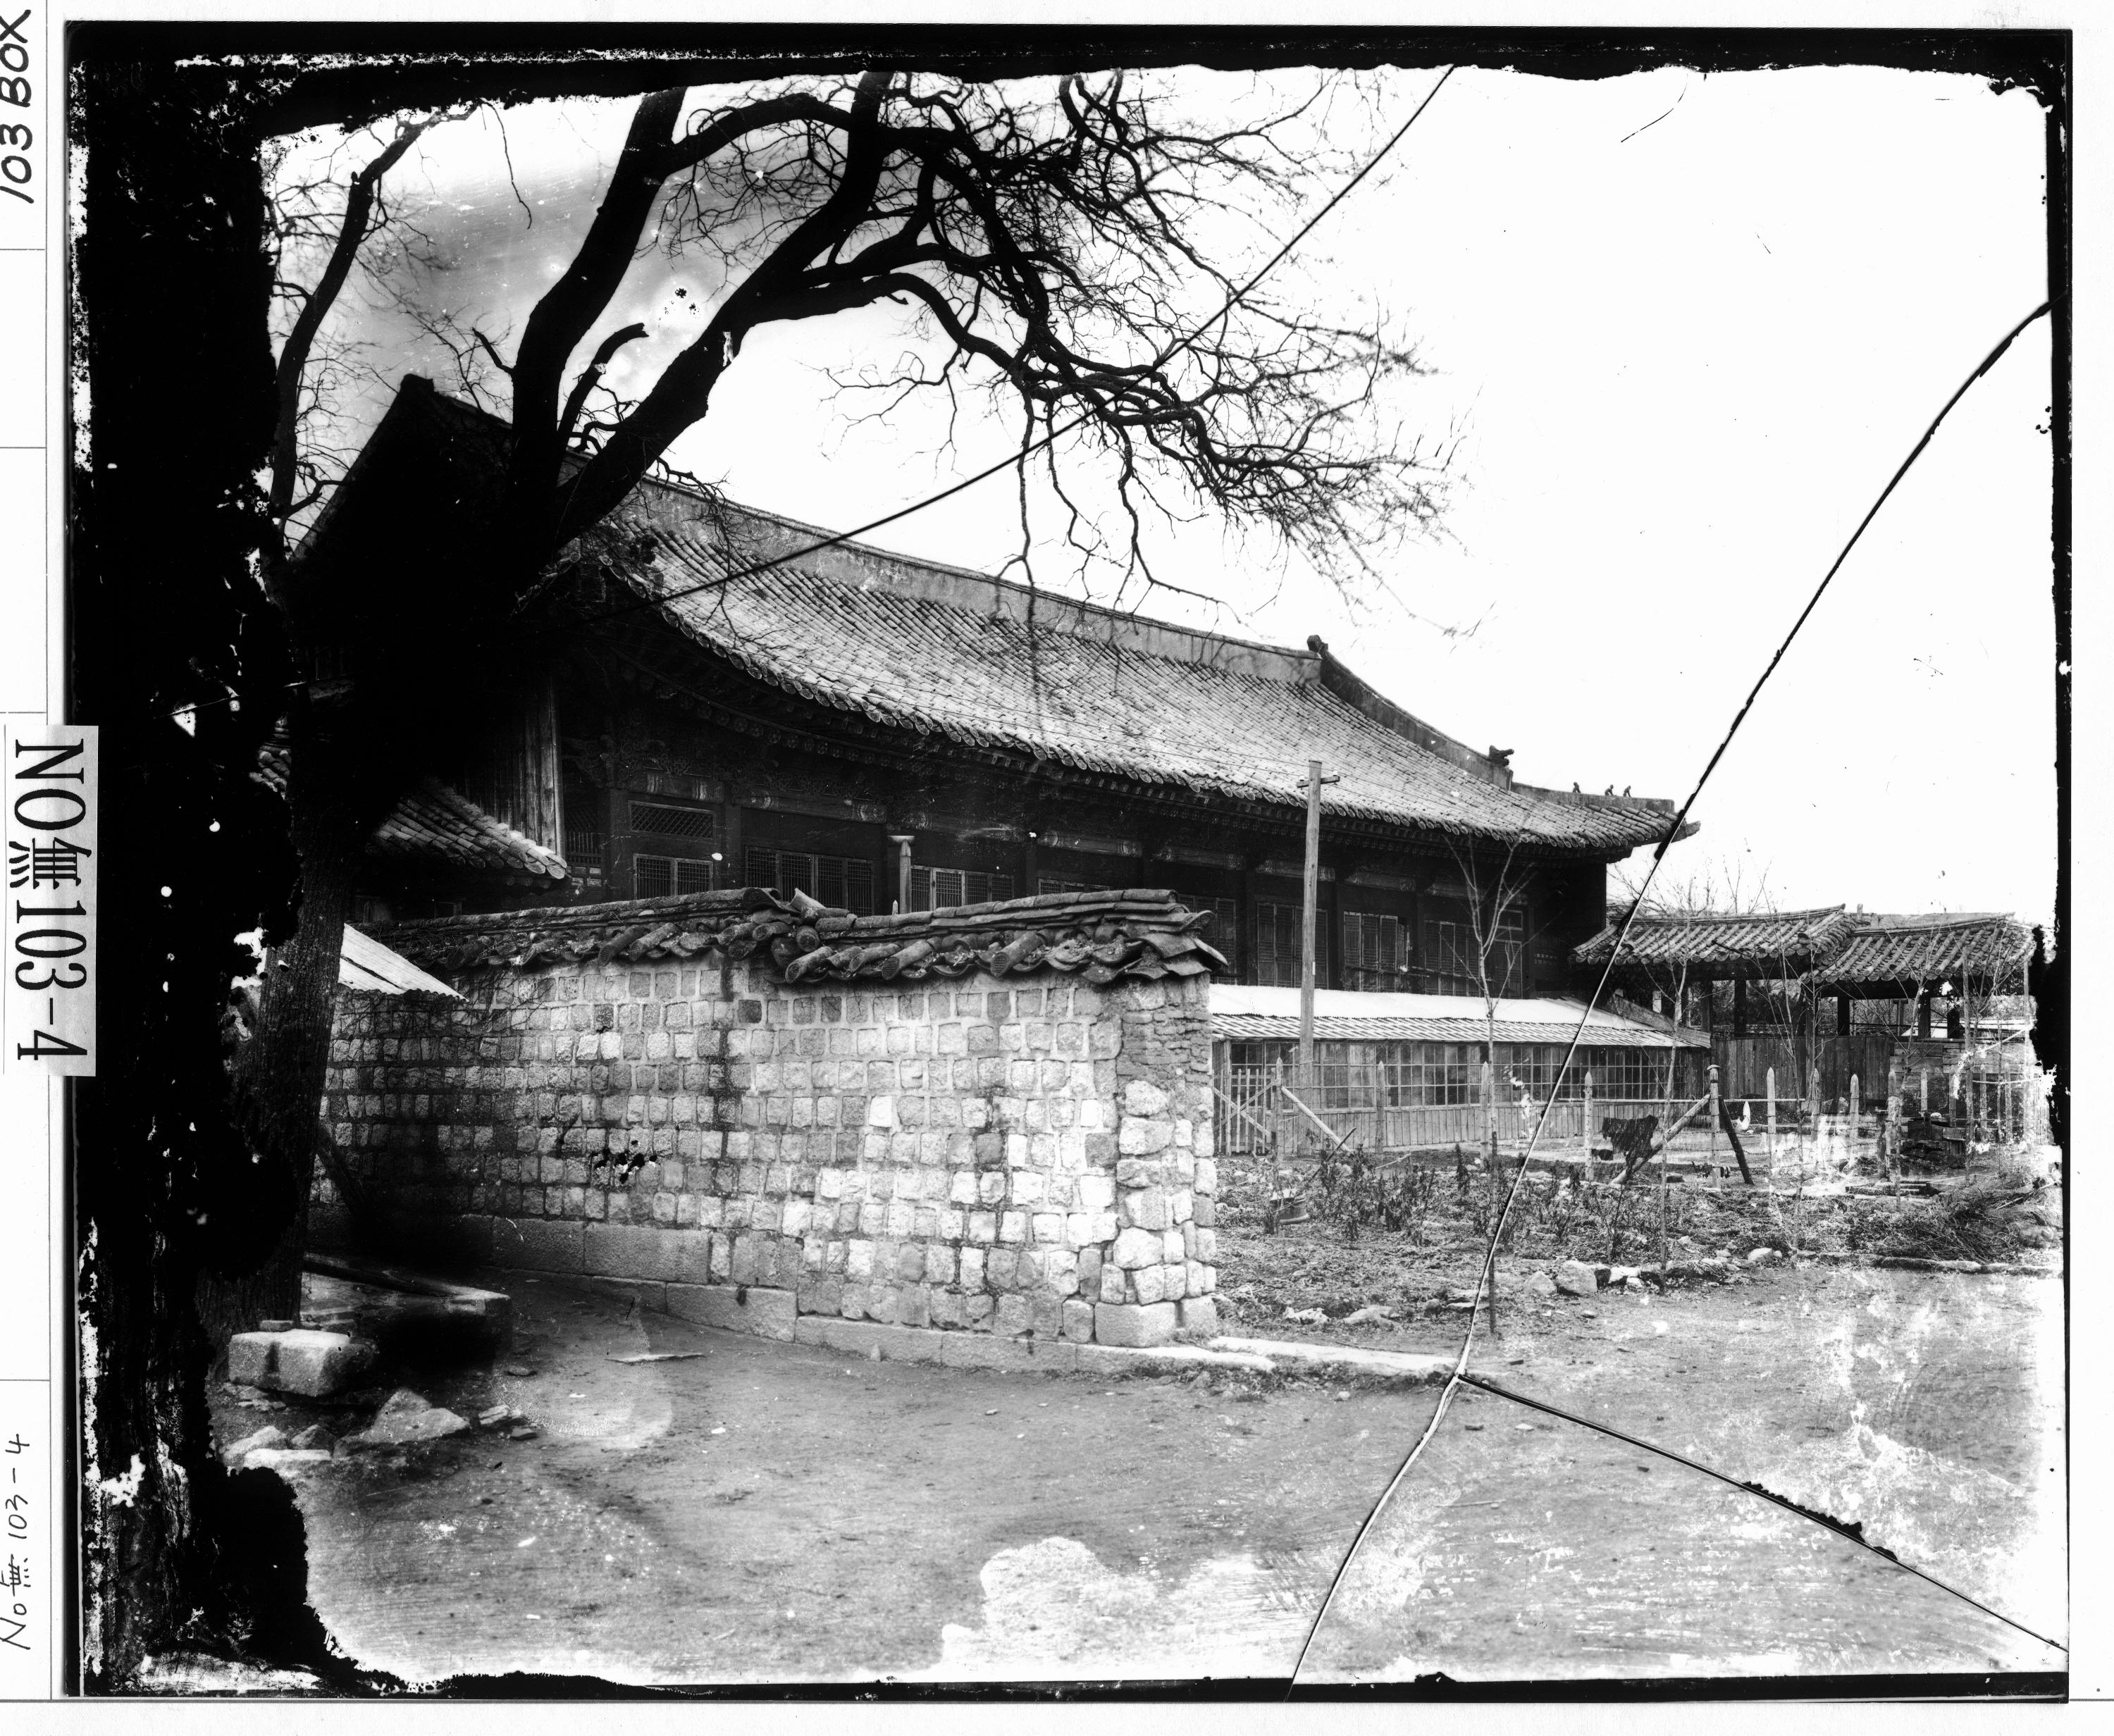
xmin=319 ymin=931 xmax=1220 ymax=1348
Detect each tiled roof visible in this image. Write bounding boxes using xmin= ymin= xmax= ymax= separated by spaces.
xmin=1574 ymin=906 xmax=1859 ymax=976
xmin=256 ymin=739 xmax=568 ymax=884
xmin=607 ymin=494 xmax=1678 ymax=855
xmin=370 ymin=886 xmax=1225 ymax=988
xmin=1208 ymin=984 xmax=1706 ymax=1049
xmin=369 ymin=779 xmax=571 ymax=883
xmin=1815 ymin=913 xmax=2032 ymax=993
xmin=338 ymin=924 xmax=462 ymax=997
xmin=309 ymin=381 xmax=1677 ymax=860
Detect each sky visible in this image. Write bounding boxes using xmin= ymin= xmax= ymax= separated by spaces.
xmin=286 ymin=58 xmax=2058 ymax=927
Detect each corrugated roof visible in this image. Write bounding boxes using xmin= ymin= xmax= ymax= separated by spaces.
xmin=1815 ymin=913 xmax=2032 ymax=993
xmin=1574 ymin=906 xmax=1859 ymax=974
xmin=1209 ymin=984 xmax=1706 ymax=1048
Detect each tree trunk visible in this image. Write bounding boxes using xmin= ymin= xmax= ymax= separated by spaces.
xmin=200 ymin=720 xmax=385 ymax=1347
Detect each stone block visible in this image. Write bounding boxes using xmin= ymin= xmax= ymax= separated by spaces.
xmin=1111 ymin=1227 xmax=1161 ymax=1270
xmin=1131 ymin=1264 xmax=1168 ymax=1305
xmin=501 ymin=1217 xmax=585 ymax=1274
xmin=1118 ymin=1117 xmax=1173 ymax=1155
xmin=1094 ymin=1301 xmax=1178 ymax=1348
xmin=1061 ymin=1298 xmax=1096 ymax=1343
xmin=663 ymin=1282 xmax=796 ymax=1341
xmin=1122 ymin=1079 xmax=1170 ymax=1117
xmin=1120 ymin=1187 xmax=1170 ymax=1231
xmin=583 ymin=1222 xmax=711 ymax=1286
xmin=1555 ymin=1260 xmax=1600 ymax=1298
xmin=588 ymin=1277 xmax=668 ymax=1315
xmin=227 ymin=1330 xmax=375 ymax=1399
xmin=1175 ymin=1296 xmax=1219 ymax=1337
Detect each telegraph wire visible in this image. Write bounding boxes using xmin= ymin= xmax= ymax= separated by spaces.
xmin=1286 ymin=297 xmax=2055 ymax=1685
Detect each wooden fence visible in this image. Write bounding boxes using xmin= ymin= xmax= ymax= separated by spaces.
xmin=1710 ymin=1031 xmax=1894 ymax=1104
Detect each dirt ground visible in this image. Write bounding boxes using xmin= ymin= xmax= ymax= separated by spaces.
xmin=214 ymin=1236 xmax=2065 ymax=1689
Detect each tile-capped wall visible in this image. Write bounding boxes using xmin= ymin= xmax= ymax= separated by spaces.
xmin=321 ymin=953 xmax=1217 ymax=1347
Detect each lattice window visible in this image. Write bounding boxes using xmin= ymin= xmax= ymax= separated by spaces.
xmin=633 ymin=855 xmax=722 ymax=900
xmin=628 ymin=800 xmax=717 ymax=841
xmin=746 ymin=848 xmax=878 ymax=914
xmin=912 ymin=865 xmax=1014 ymax=910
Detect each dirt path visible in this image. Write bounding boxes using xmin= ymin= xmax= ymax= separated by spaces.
xmin=239 ymin=1263 xmax=2063 ymax=1687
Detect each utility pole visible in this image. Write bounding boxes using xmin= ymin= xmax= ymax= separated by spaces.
xmin=1297 ymin=760 xmax=1338 ymax=1095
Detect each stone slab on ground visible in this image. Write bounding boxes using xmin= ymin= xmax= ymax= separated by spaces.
xmin=1208 ymin=1336 xmax=1454 ymax=1387
xmin=347 ymin=1388 xmax=471 ymax=1451
xmin=228 ymin=1329 xmax=376 ymax=1399
xmin=787 ymin=1314 xmax=1275 ymax=1380
xmin=1554 ymin=1260 xmax=1601 ymax=1298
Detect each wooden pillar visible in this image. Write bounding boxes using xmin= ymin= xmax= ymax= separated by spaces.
xmin=1240 ymin=857 xmax=1261 ymax=988
xmin=1321 ymin=858 xmax=1342 ymax=993
xmin=1732 ymin=977 xmax=1747 ymax=1038
xmin=888 ymin=833 xmax=915 ymax=914
xmin=1917 ymin=991 xmax=1932 ymax=1039
xmin=1836 ymin=993 xmax=1852 ymax=1036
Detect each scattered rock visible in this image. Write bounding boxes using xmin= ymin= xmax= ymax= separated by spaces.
xmin=1340 ymin=1305 xmax=1399 ymax=1326
xmin=1747 ymin=1247 xmax=1781 ymax=1266
xmin=477 ymin=1404 xmax=515 ymax=1430
xmin=221 ymin=1425 xmax=286 ymax=1465
xmin=289 ymin=1424 xmax=338 ymax=1453
xmin=507 ymin=1425 xmax=540 ymax=1442
xmin=502 ymin=1365 xmax=537 ymax=1379
xmin=258 ymin=1320 xmax=295 ymax=1333
xmin=1283 ymin=1307 xmax=1328 ymax=1325
xmin=347 ymin=1389 xmax=471 ymax=1451
xmin=1621 ymin=1276 xmax=1646 ymax=1293
xmin=1554 ymin=1260 xmax=1600 ymax=1298
xmin=1520 ymin=1272 xmax=1557 ymax=1298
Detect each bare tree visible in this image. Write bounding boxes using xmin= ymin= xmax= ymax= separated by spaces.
xmin=76 ymin=51 xmax=1466 ymax=1692
xmin=230 ymin=69 xmax=1453 ymax=1335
